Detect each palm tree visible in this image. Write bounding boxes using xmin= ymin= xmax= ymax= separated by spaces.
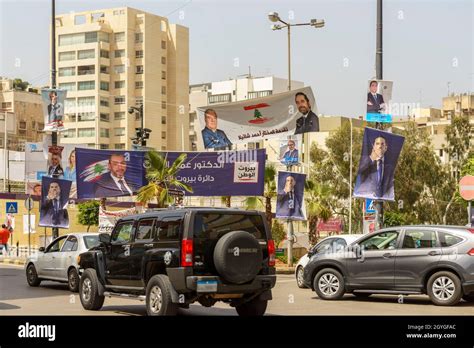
xmin=304 ymin=179 xmax=332 ymax=246
xmin=136 ymin=151 xmax=193 ymax=207
xmin=242 ymin=165 xmax=277 ymax=228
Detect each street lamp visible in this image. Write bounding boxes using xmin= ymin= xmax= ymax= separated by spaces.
xmin=267 ymin=11 xmax=325 ymax=91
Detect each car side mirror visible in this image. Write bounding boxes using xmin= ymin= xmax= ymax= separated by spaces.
xmin=99 ymin=233 xmax=111 ymax=245
xmin=38 ymin=247 xmax=45 ymax=252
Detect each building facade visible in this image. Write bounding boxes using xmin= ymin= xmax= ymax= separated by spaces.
xmin=55 ymin=7 xmax=189 ymax=150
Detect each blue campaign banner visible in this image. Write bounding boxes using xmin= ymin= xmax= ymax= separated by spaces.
xmin=76 ymin=148 xmax=265 ymax=199
xmin=76 ymin=149 xmax=147 ymax=199
xmin=366 ymin=113 xmax=393 ymax=123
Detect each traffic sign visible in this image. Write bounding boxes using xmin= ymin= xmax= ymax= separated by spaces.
xmin=6 ymin=202 xmax=18 ymax=214
xmin=25 ymin=197 xmax=34 ymax=210
xmin=365 ymin=199 xmax=375 ymax=214
xmin=459 ymin=175 xmax=474 ymax=201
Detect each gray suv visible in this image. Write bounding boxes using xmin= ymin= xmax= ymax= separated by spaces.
xmin=303 ymin=226 xmax=474 ymax=306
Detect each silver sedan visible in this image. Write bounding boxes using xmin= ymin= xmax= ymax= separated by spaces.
xmin=25 ymin=233 xmax=100 ymax=292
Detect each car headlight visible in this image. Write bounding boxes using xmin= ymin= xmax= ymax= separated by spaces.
xmin=76 ymin=255 xmax=81 ymax=264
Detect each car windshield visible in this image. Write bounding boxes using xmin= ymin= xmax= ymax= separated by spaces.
xmin=83 ymin=235 xmax=100 ymax=249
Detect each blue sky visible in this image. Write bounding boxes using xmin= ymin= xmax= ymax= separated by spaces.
xmin=0 ymin=0 xmax=472 ymax=117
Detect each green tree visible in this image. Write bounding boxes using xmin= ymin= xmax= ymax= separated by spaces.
xmin=136 ymin=151 xmax=193 ymax=207
xmin=77 ymin=200 xmax=100 ymax=232
xmin=271 ymin=220 xmax=286 ymax=248
xmin=13 ymin=78 xmax=29 ymax=91
xmin=304 ymin=180 xmax=332 ymax=245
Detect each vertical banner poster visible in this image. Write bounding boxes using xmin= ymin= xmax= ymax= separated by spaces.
xmin=39 ymin=176 xmax=72 ymax=229
xmin=196 ymin=87 xmax=319 ymax=149
xmin=276 ymin=171 xmax=306 ymax=221
xmin=41 ymin=88 xmax=66 ymax=132
xmin=279 ymin=138 xmax=300 ymax=166
xmin=366 ymin=80 xmax=393 ymax=123
xmin=76 ymin=149 xmax=147 ymax=199
xmin=353 ymin=128 xmax=405 ymax=201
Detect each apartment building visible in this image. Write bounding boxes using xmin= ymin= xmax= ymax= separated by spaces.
xmin=55 ymin=7 xmax=189 ymax=150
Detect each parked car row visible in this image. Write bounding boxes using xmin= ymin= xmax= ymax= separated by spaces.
xmin=296 ymin=226 xmax=474 ymax=306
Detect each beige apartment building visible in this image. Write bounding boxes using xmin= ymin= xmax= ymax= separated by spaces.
xmin=0 ymin=77 xmax=44 ymax=151
xmin=55 ymin=7 xmax=189 ymax=150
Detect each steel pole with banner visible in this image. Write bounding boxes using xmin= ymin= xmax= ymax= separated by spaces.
xmin=25 ymin=195 xmax=34 ymax=255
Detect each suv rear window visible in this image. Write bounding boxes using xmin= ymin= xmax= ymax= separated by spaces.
xmin=83 ymin=235 xmax=99 ymax=249
xmin=438 ymin=232 xmax=463 ymax=247
xmin=193 ymin=213 xmax=266 ymax=240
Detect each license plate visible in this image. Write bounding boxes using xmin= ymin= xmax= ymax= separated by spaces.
xmin=197 ymin=279 xmax=218 ymax=293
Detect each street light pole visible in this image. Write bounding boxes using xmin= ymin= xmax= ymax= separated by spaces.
xmin=51 ymin=0 xmax=59 ymax=240
xmin=287 ymin=24 xmax=291 ymax=91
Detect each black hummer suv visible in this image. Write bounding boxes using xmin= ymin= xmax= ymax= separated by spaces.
xmin=77 ymin=207 xmax=277 ymax=316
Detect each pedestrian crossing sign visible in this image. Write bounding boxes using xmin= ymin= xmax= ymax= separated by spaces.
xmin=6 ymin=202 xmax=18 ymax=214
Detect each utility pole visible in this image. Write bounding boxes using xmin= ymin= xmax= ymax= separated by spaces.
xmin=51 ymin=0 xmax=59 ymax=239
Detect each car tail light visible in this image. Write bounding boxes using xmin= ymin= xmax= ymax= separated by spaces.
xmin=181 ymin=239 xmax=193 ymax=267
xmin=467 ymin=228 xmax=474 ymax=234
xmin=267 ymin=239 xmax=276 ymax=267
xmin=467 ymin=248 xmax=474 ymax=256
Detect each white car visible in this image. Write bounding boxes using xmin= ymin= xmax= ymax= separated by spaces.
xmin=25 ymin=233 xmax=100 ymax=292
xmin=295 ymin=234 xmax=364 ymax=288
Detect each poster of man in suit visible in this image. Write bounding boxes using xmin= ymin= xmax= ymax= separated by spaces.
xmin=41 ymin=88 xmax=66 ymax=132
xmin=366 ymin=80 xmax=393 ymax=122
xmin=294 ymin=92 xmax=319 ymax=134
xmin=276 ymin=171 xmax=306 ymax=220
xmin=279 ymin=138 xmax=300 ymax=166
xmin=39 ymin=177 xmax=71 ymax=229
xmin=93 ymin=153 xmax=138 ymax=197
xmin=353 ymin=128 xmax=405 ymax=201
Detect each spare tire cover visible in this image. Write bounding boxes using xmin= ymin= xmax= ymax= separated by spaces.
xmin=213 ymin=230 xmax=263 ymax=284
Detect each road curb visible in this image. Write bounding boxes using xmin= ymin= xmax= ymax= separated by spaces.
xmin=276 ymin=267 xmax=295 ymax=274
xmin=0 ymin=258 xmax=26 ymax=266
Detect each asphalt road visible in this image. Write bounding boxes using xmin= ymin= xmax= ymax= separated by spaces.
xmin=0 ymin=264 xmax=472 ymax=316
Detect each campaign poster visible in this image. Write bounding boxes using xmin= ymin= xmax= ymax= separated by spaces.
xmin=41 ymin=88 xmax=66 ymax=132
xmin=39 ymin=176 xmax=72 ymax=229
xmin=26 ymin=182 xmax=42 ymax=197
xmin=99 ymin=206 xmax=144 ymax=233
xmin=276 ymin=171 xmax=306 ymax=221
xmin=25 ymin=142 xmax=49 ymax=181
xmin=366 ymin=80 xmax=393 ymax=123
xmin=279 ymin=138 xmax=300 ymax=166
xmin=353 ymin=128 xmax=405 ymax=201
xmin=196 ymin=87 xmax=319 ymax=149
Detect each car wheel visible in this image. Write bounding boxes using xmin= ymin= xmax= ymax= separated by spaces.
xmin=427 ymin=271 xmax=462 ymax=306
xmin=26 ymin=264 xmax=41 ymax=287
xmin=79 ymin=269 xmax=104 ymax=310
xmin=296 ymin=266 xmax=307 ymax=289
xmin=462 ymin=294 xmax=474 ymax=302
xmin=68 ymin=268 xmax=80 ymax=292
xmin=313 ymin=268 xmax=345 ymax=300
xmin=353 ymin=292 xmax=371 ymax=299
xmin=146 ymin=275 xmax=178 ymax=316
xmin=235 ymin=297 xmax=268 ymax=316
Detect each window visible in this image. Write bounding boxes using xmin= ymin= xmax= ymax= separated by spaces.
xmin=59 ymin=67 xmax=75 ymax=77
xmin=135 ymin=81 xmax=143 ymax=89
xmin=78 ymin=128 xmax=95 ymax=137
xmin=64 ymin=98 xmax=76 ymax=112
xmin=115 ymin=127 xmax=125 ymax=136
xmin=161 ymin=86 xmax=166 ymax=95
xmin=65 ymin=114 xmax=76 ymax=122
xmin=136 ymin=65 xmax=144 ymax=74
xmin=402 ymin=230 xmax=437 ymax=249
xmin=62 ymin=235 xmax=78 ymax=252
xmin=78 ymin=96 xmax=95 ymax=109
xmin=161 ymin=116 xmax=166 ymax=124
xmin=1 ymin=102 xmax=12 ymax=109
xmin=59 ymin=51 xmax=75 ymax=61
xmin=114 ymin=32 xmax=125 ymax=42
xmin=161 ymin=56 xmax=166 ymax=64
xmin=161 ymin=101 xmax=166 ymax=109
xmin=100 ymin=144 xmax=109 ymax=149
xmin=313 ymin=238 xmax=347 ymax=254
xmin=115 ymin=144 xmax=125 ymax=149
xmin=78 ymin=81 xmax=95 ymax=91
xmin=114 ymin=65 xmax=125 ymax=74
xmin=209 ymin=93 xmax=232 ymax=104
xmin=115 ymin=80 xmax=125 ymax=89
xmin=161 ymin=131 xmax=166 ymax=139
xmin=61 ymin=129 xmax=76 ymax=138
xmin=100 ymin=113 xmax=110 ymax=122
xmin=135 ymin=96 xmax=143 ymax=106
xmin=114 ymin=49 xmax=125 ymax=58
xmin=77 ymin=49 xmax=95 ymax=59
xmin=74 ymin=15 xmax=86 ymax=25
xmin=135 ymin=50 xmax=143 ymax=58
xmin=59 ymin=32 xmax=98 ymax=46
xmin=157 ymin=217 xmax=182 ymax=241
xmin=46 ymin=236 xmax=67 ymax=252
xmin=136 ymin=219 xmax=155 ymax=241
xmin=83 ymin=235 xmax=99 ymax=249
xmin=439 ymin=149 xmax=444 ymax=157
xmin=98 ymin=32 xmax=110 ymax=43
xmin=114 ymin=112 xmax=125 ymax=120
xmin=359 ymin=231 xmax=399 ymax=250
xmin=111 ymin=222 xmax=134 ymax=243
xmin=438 ymin=232 xmax=463 ymax=247
xmin=77 ymin=65 xmax=95 ymax=75
xmin=92 ymin=13 xmax=105 ymax=22
xmin=161 ymin=40 xmax=166 ymax=49
xmin=85 ymin=32 xmax=98 ymax=43
xmin=161 ymin=71 xmax=166 ymax=80
xmin=100 ymin=65 xmax=109 ymax=74
xmin=248 ymin=90 xmax=272 ymax=99
xmin=193 ymin=213 xmax=265 ymax=240
xmin=78 ymin=112 xmax=95 ymax=121
xmin=100 ymin=50 xmax=109 ymax=58
xmin=114 ymin=96 xmax=125 ymax=105
xmin=59 ymin=82 xmax=75 ymax=91
xmin=100 ymin=128 xmax=109 ymax=137
xmin=100 ymin=81 xmax=109 ymax=91
xmin=100 ymin=97 xmax=109 ymax=107
xmin=135 ymin=32 xmax=143 ymax=43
